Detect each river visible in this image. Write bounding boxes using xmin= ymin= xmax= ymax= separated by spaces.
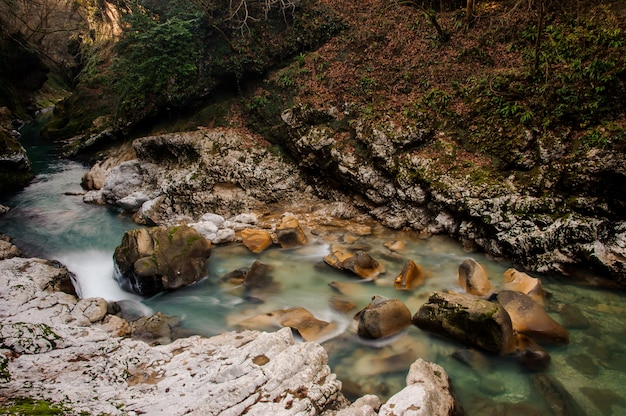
xmin=1 ymin=122 xmax=625 ymax=415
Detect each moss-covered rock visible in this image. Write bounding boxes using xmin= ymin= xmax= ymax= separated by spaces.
xmin=413 ymin=292 xmax=516 ymax=354
xmin=113 ymin=225 xmax=212 ymax=296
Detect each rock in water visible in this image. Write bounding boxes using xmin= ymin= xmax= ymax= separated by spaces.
xmin=235 ymin=307 xmax=338 ymax=343
xmin=241 ymin=228 xmax=273 ymax=253
xmin=503 ymin=268 xmax=546 ymax=306
xmin=496 ymin=290 xmax=569 ymax=345
xmin=394 ymin=259 xmax=426 ymax=290
xmin=413 ymin=292 xmax=515 ymax=354
xmin=113 ymin=225 xmax=211 ymax=296
xmin=354 ymin=295 xmax=412 ymax=339
xmin=510 ymin=333 xmax=551 ymax=371
xmin=243 ymin=260 xmax=273 ymax=289
xmin=275 ymin=213 xmax=307 ymax=248
xmin=324 ymin=247 xmax=386 ymax=280
xmin=457 ymin=258 xmax=494 ymax=297
xmin=531 ymin=374 xmax=586 ymax=416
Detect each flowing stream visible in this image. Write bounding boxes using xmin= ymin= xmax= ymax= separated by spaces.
xmin=1 ymin=123 xmax=625 ymax=415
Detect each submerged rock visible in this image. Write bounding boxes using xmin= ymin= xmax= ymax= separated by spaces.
xmin=113 ymin=225 xmax=212 ymax=296
xmin=531 ymin=374 xmax=586 ymax=416
xmin=235 ymin=306 xmax=338 ymax=343
xmin=413 ymin=292 xmax=515 ymax=354
xmin=510 ymin=333 xmax=551 ymax=371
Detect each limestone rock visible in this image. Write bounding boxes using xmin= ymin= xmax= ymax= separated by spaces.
xmin=354 ymin=295 xmax=412 ymax=339
xmin=0 ymin=123 xmax=34 ymax=192
xmin=241 ymin=228 xmax=273 ymax=253
xmin=335 ymin=395 xmax=381 ymax=416
xmin=81 ymin=144 xmax=135 ymax=191
xmin=113 ymin=225 xmax=212 ymax=296
xmin=503 ymin=268 xmax=546 ymax=306
xmin=394 ymin=259 xmax=426 ymax=290
xmin=496 ymin=290 xmax=569 ymax=345
xmin=379 ymin=358 xmax=461 ymax=416
xmin=275 ymin=213 xmax=308 ymax=248
xmin=96 ymin=129 xmax=322 ymax=224
xmin=457 ymin=258 xmax=494 ymax=297
xmin=130 ymin=311 xmax=180 ymax=345
xmin=188 ymin=212 xmax=241 ymax=244
xmin=0 ymin=256 xmax=347 ymax=415
xmin=413 ymin=292 xmax=515 ymax=354
xmin=0 ymin=233 xmax=21 ymax=261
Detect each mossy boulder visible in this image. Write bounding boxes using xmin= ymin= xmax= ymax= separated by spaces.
xmin=413 ymin=292 xmax=515 ymax=354
xmin=113 ymin=225 xmax=212 ymax=296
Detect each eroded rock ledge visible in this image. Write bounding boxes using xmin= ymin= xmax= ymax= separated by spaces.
xmin=0 ymin=251 xmax=460 ymax=415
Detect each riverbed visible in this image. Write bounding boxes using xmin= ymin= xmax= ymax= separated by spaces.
xmin=1 ymin=124 xmax=625 ymax=415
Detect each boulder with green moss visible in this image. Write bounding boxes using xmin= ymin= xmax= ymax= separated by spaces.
xmin=113 ymin=225 xmax=212 ymax=296
xmin=413 ymin=292 xmax=516 ymax=354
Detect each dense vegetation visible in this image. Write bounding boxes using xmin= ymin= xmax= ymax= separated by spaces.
xmin=37 ymin=0 xmax=343 ymax=138
xmin=1 ymin=0 xmax=625 ymax=183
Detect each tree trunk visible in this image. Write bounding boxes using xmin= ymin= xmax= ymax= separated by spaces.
xmin=534 ymin=0 xmax=545 ymax=74
xmin=465 ymin=0 xmax=474 ymax=29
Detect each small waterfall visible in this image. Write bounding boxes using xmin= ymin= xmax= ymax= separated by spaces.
xmin=53 ymin=249 xmax=141 ymax=302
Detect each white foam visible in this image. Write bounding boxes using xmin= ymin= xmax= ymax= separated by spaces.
xmin=54 ymin=249 xmax=142 ymax=302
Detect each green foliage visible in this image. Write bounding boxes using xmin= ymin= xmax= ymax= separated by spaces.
xmin=521 ymin=18 xmax=626 ymax=128
xmin=0 ymin=353 xmax=9 ymax=382
xmin=421 ymin=88 xmax=450 ymax=113
xmin=111 ymin=1 xmax=206 ymax=123
xmin=359 ymin=74 xmax=378 ymax=96
xmin=462 ymin=15 xmax=625 ymax=139
xmin=104 ymin=0 xmax=343 ymax=127
xmin=0 ymin=398 xmax=67 ymax=415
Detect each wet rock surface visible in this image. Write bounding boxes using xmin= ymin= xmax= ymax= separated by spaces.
xmin=354 ymin=296 xmax=412 ymax=340
xmin=413 ymin=291 xmax=515 ymax=354
xmin=113 ymin=225 xmax=212 ymax=296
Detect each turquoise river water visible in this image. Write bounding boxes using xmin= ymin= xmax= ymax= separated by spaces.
xmin=1 ymin=123 xmax=625 ymax=415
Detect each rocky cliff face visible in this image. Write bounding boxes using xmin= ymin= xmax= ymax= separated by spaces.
xmin=84 ymin=118 xmax=626 ymax=287
xmin=278 ymin=106 xmax=626 ymax=287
